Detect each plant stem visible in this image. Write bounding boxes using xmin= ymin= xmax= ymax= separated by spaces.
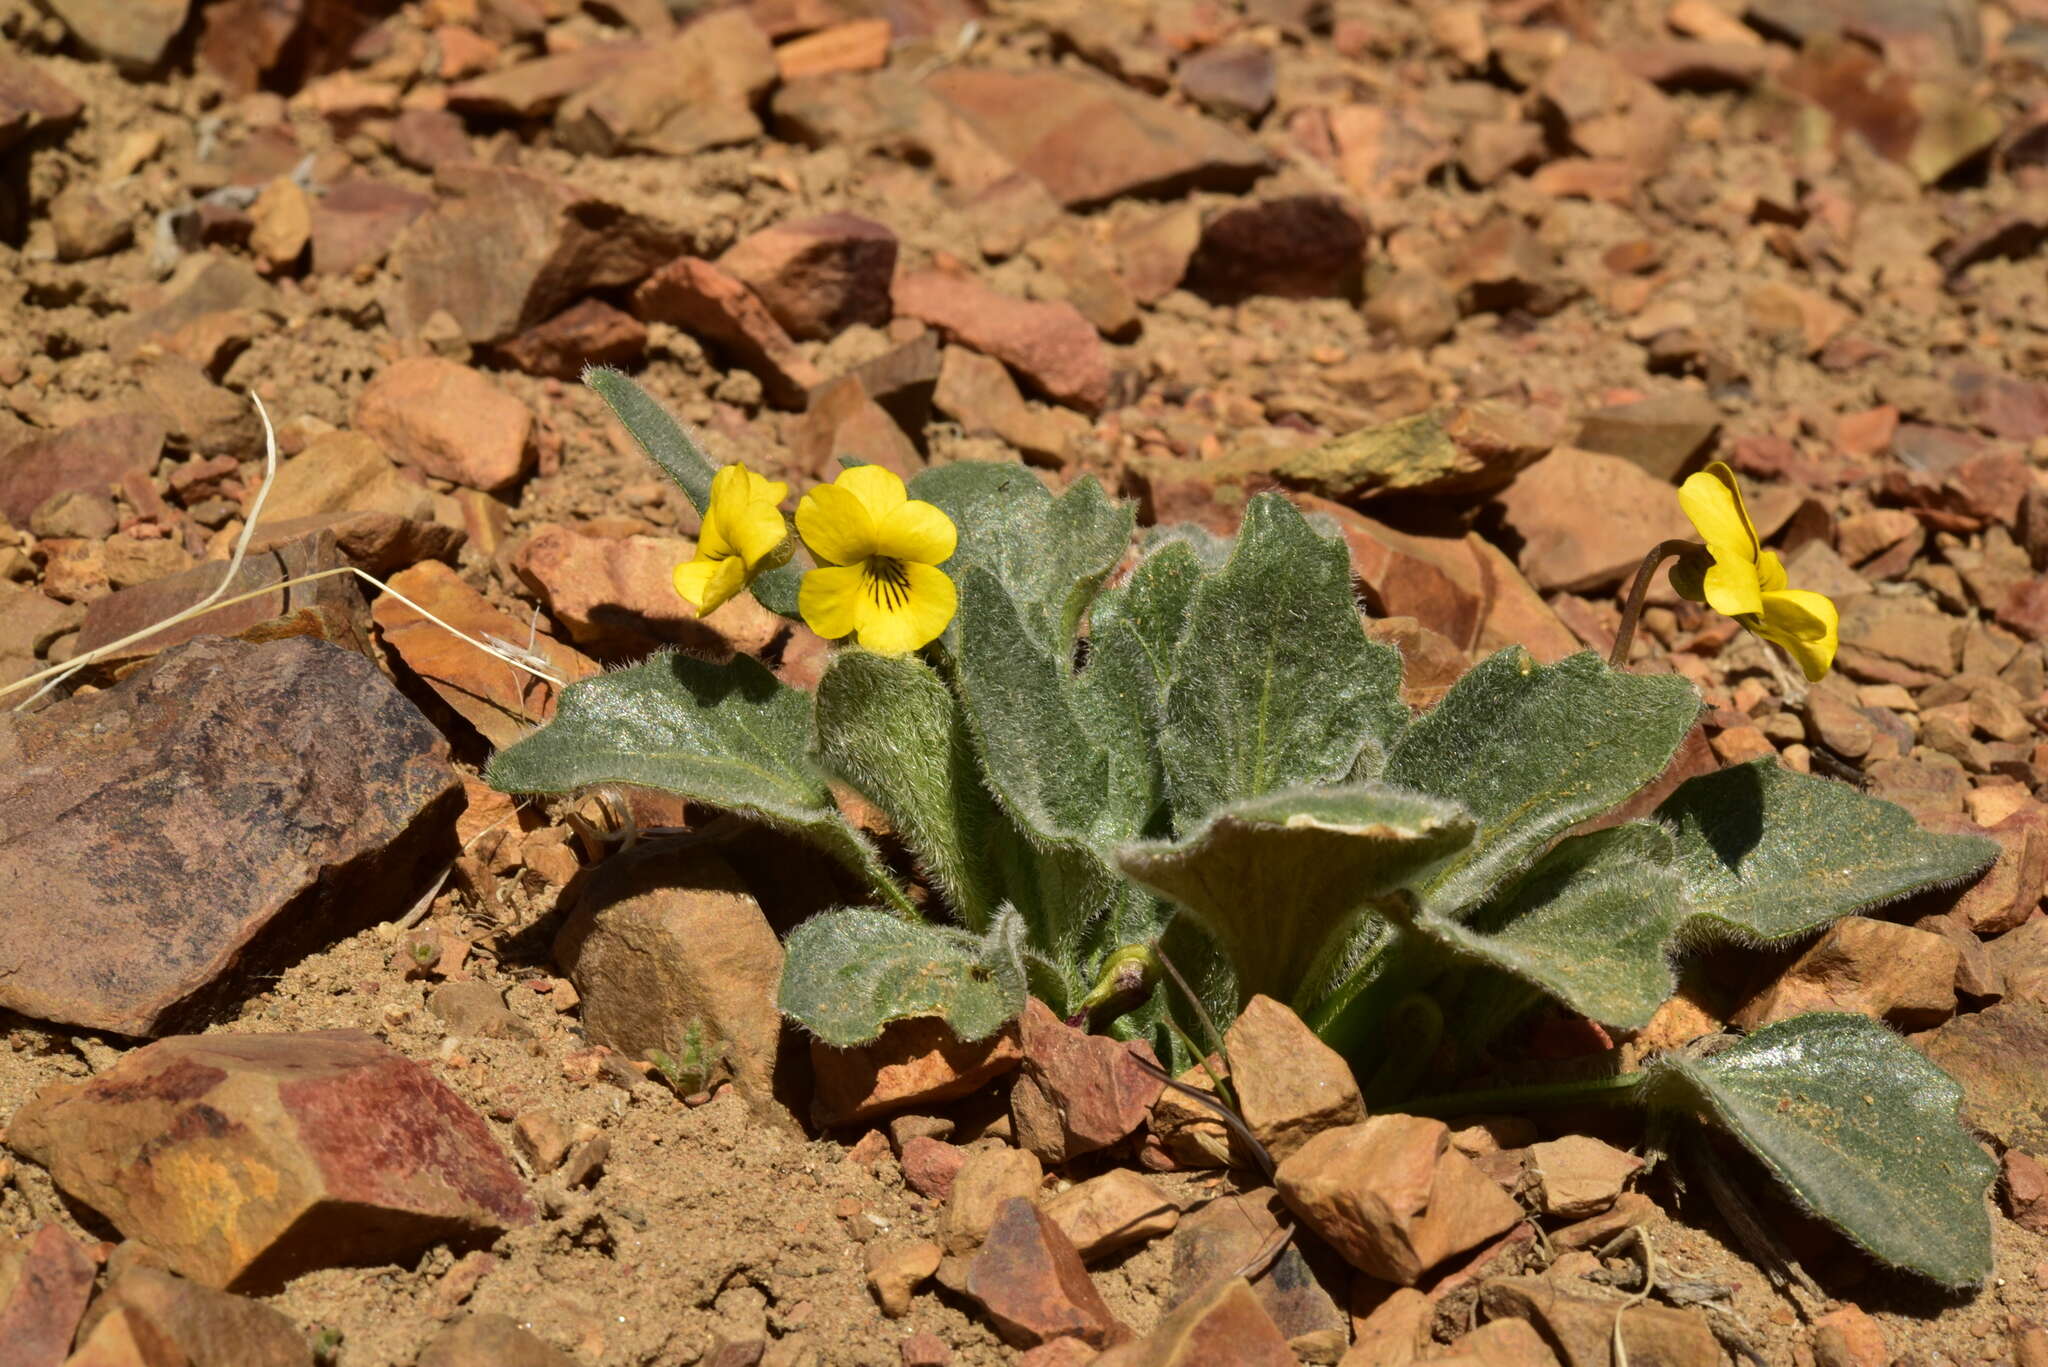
xmin=1399 ymin=1069 xmax=1647 ymax=1117
xmin=1609 ymin=539 xmax=1701 ymax=669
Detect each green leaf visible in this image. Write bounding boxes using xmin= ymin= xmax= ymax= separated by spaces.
xmin=1403 ymin=824 xmax=1689 ymax=1030
xmin=486 ymin=652 xmax=907 ymax=911
xmin=779 ymin=907 xmax=1029 ymax=1047
xmin=1091 ymin=540 xmax=1206 ymax=701
xmin=1159 ymin=493 xmax=1407 ymax=828
xmin=586 ymin=366 xmax=804 ymax=616
xmin=813 ymin=650 xmax=1011 ymax=932
xmin=1647 ymin=1013 xmax=1997 ymax=1289
xmin=912 ymin=463 xmax=1132 ymax=648
xmin=1658 ymin=760 xmax=2000 ymax=942
xmin=1118 ymin=784 xmax=1473 ymax=1008
xmin=1382 ymin=649 xmax=1700 ymax=916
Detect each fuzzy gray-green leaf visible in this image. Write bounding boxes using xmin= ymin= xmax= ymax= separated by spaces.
xmin=813 ymin=650 xmax=1007 ymax=931
xmin=1658 ymin=760 xmax=2000 ymax=943
xmin=1405 ymin=823 xmax=1689 ymax=1029
xmin=585 ymin=366 xmax=803 ymax=615
xmin=1118 ymin=784 xmax=1473 ymax=1009
xmin=1382 ymin=649 xmax=1700 ymax=916
xmin=1648 ymin=1012 xmax=1996 ymax=1288
xmin=1160 ymin=493 xmax=1407 ymax=828
xmin=486 ymin=652 xmax=897 ymax=904
xmin=1091 ymin=540 xmax=1206 ymax=698
xmin=912 ymin=463 xmax=1132 ymax=647
xmin=779 ymin=908 xmax=1029 ymax=1047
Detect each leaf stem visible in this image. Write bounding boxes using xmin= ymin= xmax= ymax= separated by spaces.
xmin=1399 ymin=1069 xmax=1647 ymax=1117
xmin=1609 ymin=539 xmax=1702 ymax=669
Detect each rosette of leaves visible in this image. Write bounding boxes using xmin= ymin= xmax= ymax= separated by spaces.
xmin=489 ymin=372 xmax=2000 ymax=1288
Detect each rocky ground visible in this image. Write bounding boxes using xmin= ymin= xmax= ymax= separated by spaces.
xmin=5 ymin=0 xmax=2048 ymax=1363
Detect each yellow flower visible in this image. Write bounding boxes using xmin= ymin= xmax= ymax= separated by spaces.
xmin=795 ymin=465 xmax=958 ymax=654
xmin=673 ymin=463 xmax=793 ymax=616
xmin=1674 ymin=461 xmax=1839 ymax=682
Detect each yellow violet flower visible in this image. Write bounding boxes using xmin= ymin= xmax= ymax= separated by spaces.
xmin=673 ymin=463 xmax=793 ymax=617
xmin=795 ymin=465 xmax=957 ymax=654
xmin=1673 ymin=461 xmax=1839 ymax=682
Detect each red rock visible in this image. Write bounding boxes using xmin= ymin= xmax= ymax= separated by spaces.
xmin=1733 ymin=916 xmax=1960 ymax=1031
xmin=1327 ymin=104 xmax=1456 ymax=205
xmin=309 ymin=177 xmax=431 ymax=277
xmin=60 ymin=1306 xmax=186 ymax=1367
xmin=1184 ymin=195 xmax=1365 ymax=302
xmin=1953 ymin=366 xmax=2048 ymax=443
xmin=810 ymin=1016 xmax=1024 ymax=1127
xmin=2004 ymin=1149 xmax=2048 ymax=1235
xmin=866 ymin=1238 xmax=943 ymax=1318
xmin=1093 ymin=1277 xmax=1292 ymax=1367
xmin=1220 ymin=994 xmax=1366 ymax=1163
xmin=1178 ymin=44 xmax=1276 ymax=120
xmin=794 ymin=373 xmax=924 ymax=480
xmin=1483 ymin=1279 xmax=1717 ymax=1366
xmin=138 ymin=356 xmax=264 ymax=459
xmin=902 ymin=1333 xmax=955 ymax=1367
xmin=932 ymin=345 xmax=1088 ymax=466
xmin=10 ymin=1030 xmax=531 ymax=1289
xmin=0 ymin=412 xmax=166 ymax=526
xmin=1747 ymin=280 xmax=1853 ymax=355
xmin=0 ymin=1225 xmax=95 ymax=1367
xmin=1492 ymin=447 xmax=1695 ymax=593
xmin=390 ymin=107 xmax=471 ymax=171
xmin=941 ymin=1147 xmax=1044 ymax=1255
xmin=719 ymin=213 xmax=898 ymax=340
xmin=195 ymin=0 xmax=398 ymax=93
xmin=899 ymin=1135 xmax=968 ymax=1200
xmin=1572 ymin=391 xmax=1721 ymax=482
xmin=371 ymin=560 xmax=599 ymax=749
xmin=927 ymin=66 xmax=1267 ymax=209
xmin=46 ymin=0 xmax=183 ymax=67
xmin=1026 ymin=226 xmax=1139 ymax=341
xmin=353 ymin=357 xmax=534 ymax=491
xmin=1166 ymin=1189 xmax=1347 ymax=1340
xmin=1918 ymin=999 xmax=2048 ymax=1152
xmin=0 ymin=637 xmax=458 ymax=1036
xmin=775 ymin=18 xmax=892 ymax=79
xmin=965 ymin=1198 xmax=1128 ymax=1349
xmin=90 ymin=1266 xmax=314 ymax=1367
xmin=417 ymin=1314 xmax=577 ymax=1367
xmin=388 ymin=164 xmax=695 ymax=346
xmin=894 ymin=268 xmax=1110 ymax=413
xmin=1276 ymin=1115 xmax=1525 ymax=1284
xmin=1528 ymin=1135 xmax=1642 ymax=1219
xmin=1812 ymin=1305 xmax=1888 ymax=1367
xmin=1009 ymin=998 xmax=1164 ymax=1163
xmin=495 ymin=299 xmax=649 ymax=379
xmin=0 ymin=49 xmax=84 ymax=154
xmin=1947 ymin=805 xmax=2048 ymax=935
xmin=556 ymin=12 xmax=777 ymax=157
xmin=633 ymin=256 xmax=825 ymax=409
xmin=446 ymin=42 xmax=649 ymax=117
xmin=1113 ymin=202 xmax=1202 ymax=304
xmin=1041 ymin=1169 xmax=1179 ymax=1262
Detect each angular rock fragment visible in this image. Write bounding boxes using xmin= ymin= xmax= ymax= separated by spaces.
xmin=88 ymin=1267 xmax=314 ymax=1367
xmin=417 ymin=1313 xmax=578 ymax=1367
xmin=795 ymin=374 xmax=925 ymax=481
xmin=1572 ymin=392 xmax=1721 ymax=481
xmin=0 ymin=1225 xmax=96 ymax=1367
xmin=1041 ymin=1169 xmax=1179 ymax=1262
xmin=353 ymin=358 xmax=535 ymax=492
xmin=495 ymin=300 xmax=648 ymax=380
xmin=1732 ymin=916 xmax=1960 ymax=1031
xmin=1185 ymin=195 xmax=1366 ymax=302
xmin=811 ymin=1017 xmax=1023 ymax=1128
xmin=1528 ymin=1135 xmax=1642 ymax=1219
xmin=446 ymin=43 xmax=649 ymax=118
xmin=932 ymin=345 xmax=1088 ymax=466
xmin=1092 ymin=1277 xmax=1292 ymax=1367
xmin=554 ymin=843 xmax=787 ymax=1115
xmin=719 ymin=213 xmax=897 ymax=340
xmin=1480 ymin=1277 xmax=1719 ymax=1367
xmin=0 ymin=49 xmax=84 ymax=154
xmin=0 ymin=637 xmax=458 ymax=1035
xmin=895 ymin=269 xmax=1110 ymax=413
xmin=1493 ymin=447 xmax=1695 ymax=593
xmin=1917 ymin=999 xmax=2048 ymax=1152
xmin=942 ymin=1147 xmax=1044 ymax=1256
xmin=512 ymin=523 xmax=783 ymax=657
xmin=965 ymin=1198 xmax=1128 ymax=1349
xmin=633 ymin=257 xmax=824 ymax=409
xmin=10 ymin=1030 xmax=532 ymax=1289
xmin=1221 ymin=994 xmax=1365 ymax=1163
xmin=0 ymin=412 xmax=165 ymax=526
xmin=309 ymin=177 xmax=431 ymax=278
xmin=1009 ymin=998 xmax=1163 ymax=1163
xmin=556 ymin=12 xmax=777 ymax=157
xmin=1168 ymin=1190 xmax=1347 ymax=1341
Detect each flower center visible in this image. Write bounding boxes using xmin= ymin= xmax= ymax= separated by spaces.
xmin=862 ymin=556 xmax=911 ymax=611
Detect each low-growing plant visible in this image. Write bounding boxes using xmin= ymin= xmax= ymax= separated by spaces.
xmin=490 ymin=371 xmax=2001 ymax=1288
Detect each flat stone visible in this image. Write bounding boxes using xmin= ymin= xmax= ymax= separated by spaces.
xmin=1732 ymin=916 xmax=1960 ymax=1031
xmin=1276 ymin=1114 xmax=1525 ymax=1285
xmin=632 ymin=256 xmax=824 ymax=409
xmin=555 ymin=11 xmax=776 ymax=157
xmin=931 ymin=346 xmax=1088 ymax=466
xmin=554 ymin=842 xmax=787 ymax=1117
xmin=417 ymin=1313 xmax=578 ymax=1367
xmin=0 ymin=1225 xmax=96 ymax=1367
xmin=895 ymin=269 xmax=1110 ymax=413
xmin=928 ymin=66 xmax=1267 ymax=209
xmin=1041 ymin=1169 xmax=1179 ymax=1262
xmin=1571 ymin=392 xmax=1722 ymax=482
xmin=1185 ymin=195 xmax=1366 ymax=302
xmin=46 ymin=0 xmax=187 ymax=67
xmin=511 ymin=523 xmax=782 ymax=658
xmin=1528 ymin=1135 xmax=1643 ymax=1220
xmin=0 ymin=412 xmax=166 ymax=526
xmin=263 ymin=430 xmax=432 ymax=523
xmin=50 ymin=185 xmax=132 ymax=262
xmin=793 ymin=374 xmax=925 ymax=482
xmin=10 ymin=1030 xmax=532 ymax=1290
xmin=195 ymin=0 xmax=393 ymax=94
xmin=387 ymin=164 xmax=697 ymax=347
xmin=1222 ymin=994 xmax=1366 ymax=1164
xmin=1479 ymin=1277 xmax=1720 ymax=1367
xmin=1916 ymin=999 xmax=2048 ymax=1151
xmin=775 ymin=19 xmax=892 ymax=80
xmin=390 ymin=108 xmax=471 ymax=171
xmin=1494 ymin=447 xmax=1696 ymax=593
xmin=1009 ymin=997 xmax=1163 ymax=1164
xmin=811 ymin=1015 xmax=1024 ymax=1128
xmin=1092 ymin=1277 xmax=1293 ymax=1367
xmin=1430 ymin=1316 xmax=1562 ymax=1367
xmin=242 ymin=510 xmax=463 ymax=579
xmin=0 ymin=637 xmax=458 ymax=1035
xmin=446 ymin=42 xmax=649 ymax=118
xmin=309 ymin=177 xmax=431 ymax=278
xmin=1167 ymin=1189 xmax=1347 ymax=1341
xmin=370 ymin=561 xmax=599 ymax=750
xmin=353 ymin=358 xmax=535 ymax=492
xmin=718 ymin=213 xmax=897 ymax=341
xmin=1281 ymin=403 xmax=1564 ymax=502
xmin=495 ymin=299 xmax=648 ymax=380
xmin=59 ymin=1306 xmax=186 ymax=1367
xmin=86 ymin=1267 xmax=313 ymax=1367
xmin=965 ymin=1197 xmax=1128 ymax=1349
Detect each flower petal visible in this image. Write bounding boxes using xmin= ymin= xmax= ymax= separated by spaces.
xmin=1755 ymin=589 xmax=1840 ymax=682
xmin=1701 ymin=554 xmax=1764 ymax=618
xmin=835 ymin=465 xmax=909 ymax=524
xmin=675 ymin=555 xmax=747 ymax=616
xmin=873 ymin=498 xmax=957 ymax=567
xmin=1756 ymin=548 xmax=1789 ymax=594
xmin=799 ymin=564 xmax=865 ymax=639
xmin=1677 ymin=463 xmax=1758 ymax=564
xmin=796 ymin=483 xmax=878 ymax=567
xmin=854 ymin=561 xmax=956 ymax=655
xmin=727 ymin=497 xmax=792 ymax=572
